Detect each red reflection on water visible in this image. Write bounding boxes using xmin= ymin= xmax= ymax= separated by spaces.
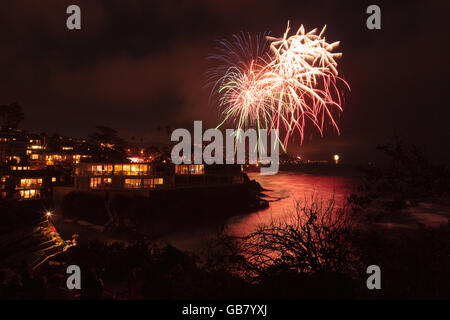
xmin=226 ymin=172 xmax=357 ymax=236
xmin=162 ymin=172 xmax=358 ymax=252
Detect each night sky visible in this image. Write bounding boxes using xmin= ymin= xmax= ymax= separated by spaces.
xmin=1 ymin=0 xmax=449 ymax=164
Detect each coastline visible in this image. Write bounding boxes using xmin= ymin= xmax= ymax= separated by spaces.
xmin=54 ymin=173 xmax=268 ymax=244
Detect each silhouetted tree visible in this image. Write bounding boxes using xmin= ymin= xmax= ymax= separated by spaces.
xmin=88 ymin=126 xmax=127 ymax=161
xmin=0 ymin=103 xmax=25 ymax=130
xmin=45 ymin=133 xmax=63 ymax=152
xmin=210 ymin=194 xmax=359 ymax=281
xmin=349 ymin=140 xmax=450 ymax=209
xmin=89 ymin=126 xmax=125 ymax=146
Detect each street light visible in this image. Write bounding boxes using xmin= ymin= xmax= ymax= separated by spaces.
xmin=333 ymin=154 xmax=340 ymax=164
xmin=46 ymin=211 xmax=52 ymax=222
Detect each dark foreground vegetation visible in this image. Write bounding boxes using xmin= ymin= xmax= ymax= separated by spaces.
xmin=3 ymin=219 xmax=448 ymax=299
xmin=1 ymin=141 xmax=449 ymax=299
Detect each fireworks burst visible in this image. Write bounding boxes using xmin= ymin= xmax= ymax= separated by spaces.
xmin=209 ymin=22 xmax=350 ymax=149
xmin=207 ymin=32 xmax=272 ymax=134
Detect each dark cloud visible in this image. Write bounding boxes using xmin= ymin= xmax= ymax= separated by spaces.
xmin=0 ymin=0 xmax=449 ymax=163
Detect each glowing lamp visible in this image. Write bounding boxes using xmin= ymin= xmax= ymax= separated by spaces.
xmin=333 ymin=154 xmax=340 ymax=164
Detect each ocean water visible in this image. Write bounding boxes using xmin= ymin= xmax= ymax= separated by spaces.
xmin=163 ymin=171 xmax=358 ymax=251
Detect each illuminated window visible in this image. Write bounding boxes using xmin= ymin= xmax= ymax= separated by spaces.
xmin=175 ymin=165 xmax=188 ymax=175
xmin=139 ymin=164 xmax=148 ymax=175
xmin=52 ymin=177 xmax=57 ymax=182
xmin=91 ymin=163 xmax=151 ymax=176
xmin=175 ymin=164 xmax=204 ymax=175
xmin=142 ymin=179 xmax=153 ymax=188
xmin=114 ymin=164 xmax=149 ymax=176
xmin=191 ymin=165 xmax=204 ymax=175
xmin=142 ymin=178 xmax=164 ymax=188
xmin=31 ymin=154 xmax=39 ymax=160
xmin=125 ymin=178 xmax=141 ymax=188
xmin=91 ymin=164 xmax=113 ymax=175
xmin=20 ymin=178 xmax=43 ymax=188
xmin=114 ymin=164 xmax=123 ymax=174
xmin=90 ymin=177 xmax=101 ymax=189
xmin=20 ymin=189 xmax=40 ymax=200
xmin=90 ymin=177 xmax=111 ymax=189
xmin=50 ymin=154 xmax=63 ymax=161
